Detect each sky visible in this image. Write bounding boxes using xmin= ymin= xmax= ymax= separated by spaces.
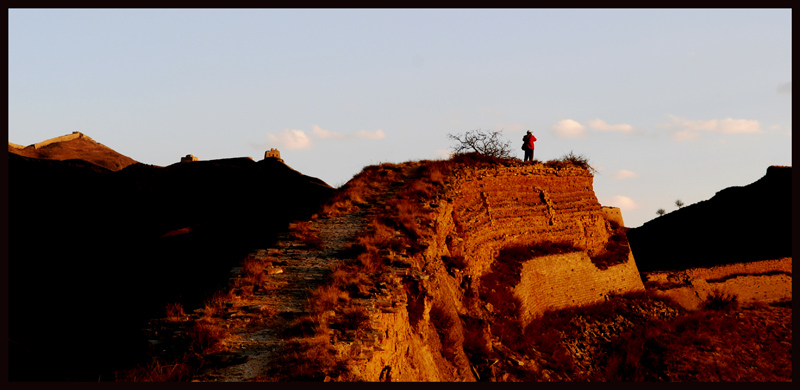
xmin=8 ymin=9 xmax=792 ymax=228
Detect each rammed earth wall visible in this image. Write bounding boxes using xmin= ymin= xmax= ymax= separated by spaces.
xmin=442 ymin=164 xmax=643 ymax=312
xmin=33 ymin=132 xmax=93 ymax=149
xmin=515 ymin=251 xmax=644 ymax=324
xmin=445 ymin=164 xmax=615 ymax=280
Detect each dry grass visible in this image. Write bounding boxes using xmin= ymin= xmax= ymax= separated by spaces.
xmin=165 ymin=302 xmax=186 ymax=322
xmin=183 ymin=320 xmax=227 ymax=355
xmin=258 ymin=337 xmax=353 ymax=381
xmin=544 ymin=151 xmax=598 ymax=174
xmin=504 ymin=289 xmax=791 ymax=382
xmin=289 ymin=221 xmax=324 ymax=250
xmin=429 ymin=303 xmax=460 ymax=362
xmin=115 ymin=356 xmax=196 ymax=382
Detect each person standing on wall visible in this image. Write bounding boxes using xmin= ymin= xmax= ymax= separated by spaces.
xmin=522 ymin=130 xmax=537 ymax=162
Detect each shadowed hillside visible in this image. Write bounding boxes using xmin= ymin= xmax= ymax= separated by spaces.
xmin=8 ymin=140 xmax=335 ymax=381
xmin=626 ymin=166 xmax=792 ymax=272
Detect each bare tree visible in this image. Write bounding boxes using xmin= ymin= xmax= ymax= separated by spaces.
xmin=656 ymin=208 xmax=666 ymax=217
xmin=675 ymin=199 xmax=684 ymax=208
xmin=447 ymin=129 xmax=512 ymax=159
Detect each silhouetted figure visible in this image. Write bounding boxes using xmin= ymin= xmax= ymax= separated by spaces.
xmin=522 ymin=130 xmax=537 ymax=162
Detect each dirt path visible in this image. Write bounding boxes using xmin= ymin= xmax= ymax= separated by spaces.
xmin=192 ymin=210 xmax=367 ymax=381
xmin=193 ymin=165 xmax=418 ymax=382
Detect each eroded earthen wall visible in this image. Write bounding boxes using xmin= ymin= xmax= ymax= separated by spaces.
xmin=446 ymin=165 xmax=612 ymax=280
xmin=33 ymin=132 xmax=93 ymax=149
xmin=514 ymin=251 xmax=644 ymax=324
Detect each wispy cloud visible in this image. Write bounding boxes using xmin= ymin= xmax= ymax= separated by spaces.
xmin=588 ymin=119 xmax=634 ymax=133
xmin=612 ymin=169 xmax=639 ymax=180
xmin=551 ymin=119 xmax=587 ymax=139
xmin=268 ymin=129 xmax=311 ymax=150
xmin=312 ymin=125 xmax=346 ymax=139
xmin=661 ymin=114 xmax=762 ymax=141
xmin=602 ymin=195 xmax=638 ymax=211
xmin=309 ymin=125 xmax=386 ymax=140
xmin=354 ymin=129 xmax=386 ymax=140
xmin=777 ymin=82 xmax=792 ymax=94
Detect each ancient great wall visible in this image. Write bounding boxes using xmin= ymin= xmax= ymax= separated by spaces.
xmin=147 ymin=158 xmax=790 ymax=382
xmin=439 ymin=164 xmax=644 ymax=319
xmin=191 ymin=161 xmax=648 ymax=381
xmin=9 ymin=131 xmax=96 ymax=149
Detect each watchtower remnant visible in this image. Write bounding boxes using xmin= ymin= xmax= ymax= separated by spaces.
xmin=264 ymin=148 xmax=283 ymax=162
xmin=181 ymin=154 xmax=199 ymax=163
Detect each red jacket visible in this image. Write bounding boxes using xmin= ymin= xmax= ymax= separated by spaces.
xmin=523 ymin=134 xmax=536 ymax=149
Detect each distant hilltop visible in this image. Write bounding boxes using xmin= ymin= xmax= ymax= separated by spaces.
xmin=627 ymin=165 xmax=791 ymax=272
xmin=8 ymin=131 xmax=138 ymax=171
xmin=9 ymin=131 xmax=95 ymax=149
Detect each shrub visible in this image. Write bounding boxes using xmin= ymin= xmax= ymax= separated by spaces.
xmin=702 ymin=289 xmax=739 ymax=311
xmin=165 ymin=302 xmax=186 ymax=322
xmin=330 ymin=305 xmax=370 ymax=334
xmin=289 ymin=221 xmax=324 ymax=250
xmin=447 ymin=129 xmax=513 ymax=159
xmin=284 ymin=314 xmax=327 ymax=339
xmin=258 ymin=338 xmax=352 ymax=381
xmin=183 ymin=320 xmax=226 ymax=355
xmin=545 ymin=151 xmax=597 ymax=174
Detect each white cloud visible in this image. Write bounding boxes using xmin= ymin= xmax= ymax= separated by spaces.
xmin=551 ymin=119 xmax=587 ymax=139
xmin=662 ymin=114 xmax=762 ymax=141
xmin=602 ymin=195 xmax=638 ymax=211
xmin=268 ymin=129 xmax=311 ymax=150
xmin=769 ymin=125 xmax=781 ymax=131
xmin=612 ymin=169 xmax=639 ymax=180
xmin=672 ymin=129 xmax=702 ymax=142
xmin=308 ymin=125 xmax=385 ymax=141
xmin=434 ymin=149 xmax=454 ymax=159
xmin=717 ymin=118 xmax=762 ymax=134
xmin=312 ymin=125 xmax=345 ymax=139
xmin=587 ymin=119 xmax=634 ymax=133
xmin=354 ymin=129 xmax=386 ymax=140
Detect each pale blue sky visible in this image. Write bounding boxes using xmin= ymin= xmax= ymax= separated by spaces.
xmin=8 ymin=9 xmax=792 ymax=227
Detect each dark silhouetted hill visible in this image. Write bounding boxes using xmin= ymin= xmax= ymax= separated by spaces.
xmin=8 ymin=140 xmax=334 ymax=381
xmin=626 ymin=166 xmax=791 ymax=272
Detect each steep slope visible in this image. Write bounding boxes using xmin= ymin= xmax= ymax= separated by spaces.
xmin=8 ymin=151 xmax=334 ymax=381
xmin=626 ymin=166 xmax=791 ymax=272
xmin=147 ymin=154 xmax=645 ymax=382
xmin=9 ymin=132 xmax=137 ymax=171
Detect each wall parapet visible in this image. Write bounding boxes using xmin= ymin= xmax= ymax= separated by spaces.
xmin=33 ymin=132 xmax=94 ymax=149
